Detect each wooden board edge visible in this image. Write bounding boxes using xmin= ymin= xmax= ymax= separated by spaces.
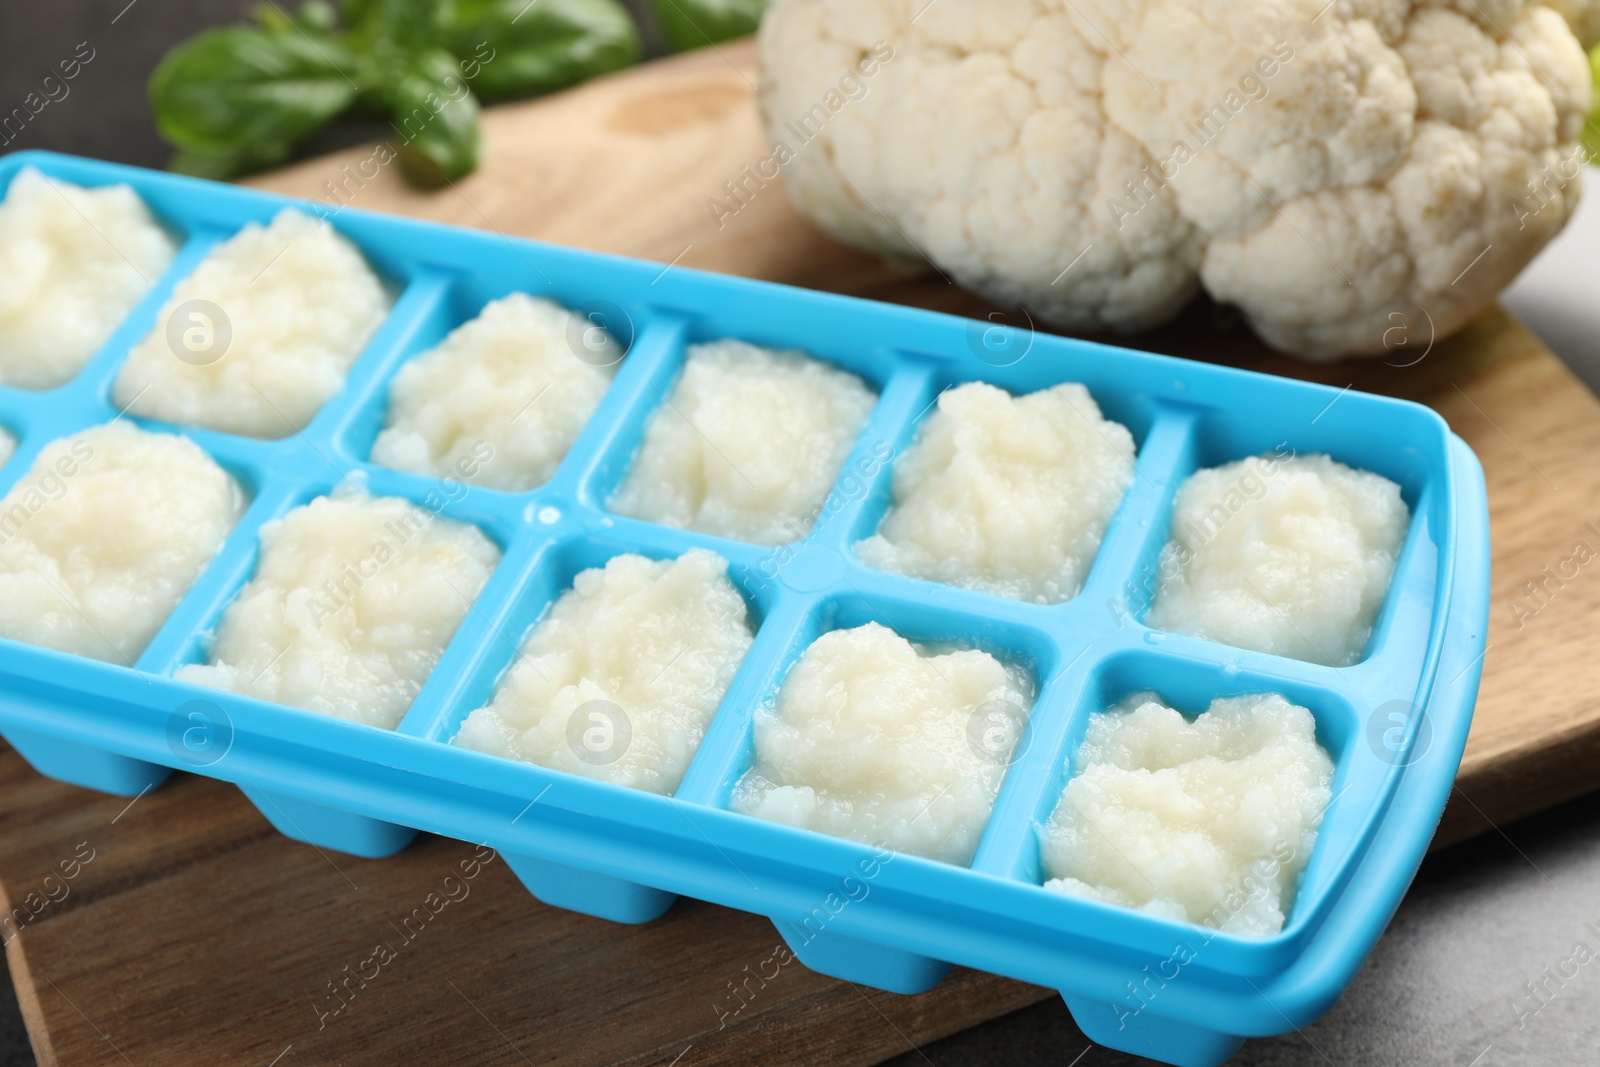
xmin=1440 ymin=715 xmax=1600 ymax=848
xmin=6 ymin=937 xmax=57 ymax=1067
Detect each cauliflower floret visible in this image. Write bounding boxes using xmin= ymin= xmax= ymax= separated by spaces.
xmin=760 ymin=2 xmax=1202 ymax=332
xmin=1540 ymin=0 xmax=1600 ymax=48
xmin=760 ymin=0 xmax=1593 ymax=359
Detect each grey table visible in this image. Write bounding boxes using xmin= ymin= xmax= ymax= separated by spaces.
xmin=3 ymin=4 xmax=1599 ymax=1065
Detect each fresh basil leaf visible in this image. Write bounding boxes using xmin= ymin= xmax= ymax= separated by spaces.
xmin=299 ymin=0 xmax=340 ymax=32
xmin=337 ymin=0 xmax=462 ymax=118
xmin=149 ymin=26 xmax=363 ymax=177
xmin=169 ymin=143 xmax=295 ymax=180
xmin=390 ymin=49 xmax=482 ymax=185
xmin=340 ymin=0 xmax=377 ymax=31
xmin=652 ymin=0 xmax=767 ymax=51
xmin=449 ymin=0 xmax=639 ymax=102
xmin=343 ymin=0 xmax=452 ymax=51
xmin=154 ymin=0 xmax=643 ymax=186
xmin=254 ymin=0 xmax=339 ymax=34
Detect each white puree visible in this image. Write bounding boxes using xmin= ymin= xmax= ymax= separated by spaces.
xmin=454 ymin=549 xmax=753 ymax=794
xmin=857 ymin=381 xmax=1135 ymax=603
xmin=731 ymin=622 xmax=1033 ymax=865
xmin=177 ymin=491 xmax=499 ymax=729
xmin=114 ymin=209 xmax=388 ymax=438
xmin=1042 ymin=692 xmax=1333 ymax=936
xmin=0 ymin=430 xmax=13 ymax=468
xmin=1147 ymin=453 xmax=1409 ymax=666
xmin=0 ymin=167 xmax=176 ymax=389
xmin=372 ymin=293 xmax=620 ymax=491
xmin=0 ymin=422 xmax=242 ymax=664
xmin=610 ymin=339 xmax=875 ymax=545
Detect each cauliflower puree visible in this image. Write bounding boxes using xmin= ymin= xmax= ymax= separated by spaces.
xmin=371 ymin=293 xmax=621 ymax=491
xmin=1147 ymin=453 xmax=1409 ymax=666
xmin=610 ymin=339 xmax=876 ymax=545
xmin=0 ymin=167 xmax=176 ymax=389
xmin=730 ymin=622 xmax=1033 ymax=865
xmin=177 ymin=491 xmax=499 ymax=729
xmin=856 ymin=381 xmax=1135 ymax=603
xmin=454 ymin=549 xmax=753 ymax=794
xmin=1042 ymin=692 xmax=1333 ymax=936
xmin=114 ymin=209 xmax=388 ymax=438
xmin=0 ymin=422 xmax=242 ymax=664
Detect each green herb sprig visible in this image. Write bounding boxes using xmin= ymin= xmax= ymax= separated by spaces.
xmin=651 ymin=0 xmax=766 ymax=51
xmin=150 ymin=0 xmax=766 ymax=186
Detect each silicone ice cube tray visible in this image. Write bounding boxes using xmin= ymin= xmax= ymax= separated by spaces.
xmin=0 ymin=151 xmax=1490 ymax=1067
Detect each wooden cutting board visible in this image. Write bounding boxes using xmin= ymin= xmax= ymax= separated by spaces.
xmin=6 ymin=37 xmax=1600 ymax=1067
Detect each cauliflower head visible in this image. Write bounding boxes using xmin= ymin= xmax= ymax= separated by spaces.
xmin=758 ymin=0 xmax=1593 ymax=358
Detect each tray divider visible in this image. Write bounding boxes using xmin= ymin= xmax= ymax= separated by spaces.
xmin=133 ymin=475 xmax=306 ymax=677
xmin=554 ymin=311 xmax=692 ymax=505
xmin=968 ymin=638 xmax=1103 ymax=884
xmin=804 ymin=357 xmax=936 ymax=554
xmin=1078 ymin=402 xmax=1204 ymax=631
xmin=395 ymin=529 xmax=555 ymax=743
xmin=674 ymin=590 xmax=818 ymax=809
xmin=73 ymin=223 xmax=233 ymax=406
xmin=301 ymin=267 xmax=458 ymax=456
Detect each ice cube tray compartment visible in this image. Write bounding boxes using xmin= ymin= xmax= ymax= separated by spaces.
xmin=0 ymin=152 xmax=1490 ymax=1067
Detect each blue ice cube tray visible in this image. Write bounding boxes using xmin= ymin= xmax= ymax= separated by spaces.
xmin=0 ymin=151 xmax=1489 ymax=1067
